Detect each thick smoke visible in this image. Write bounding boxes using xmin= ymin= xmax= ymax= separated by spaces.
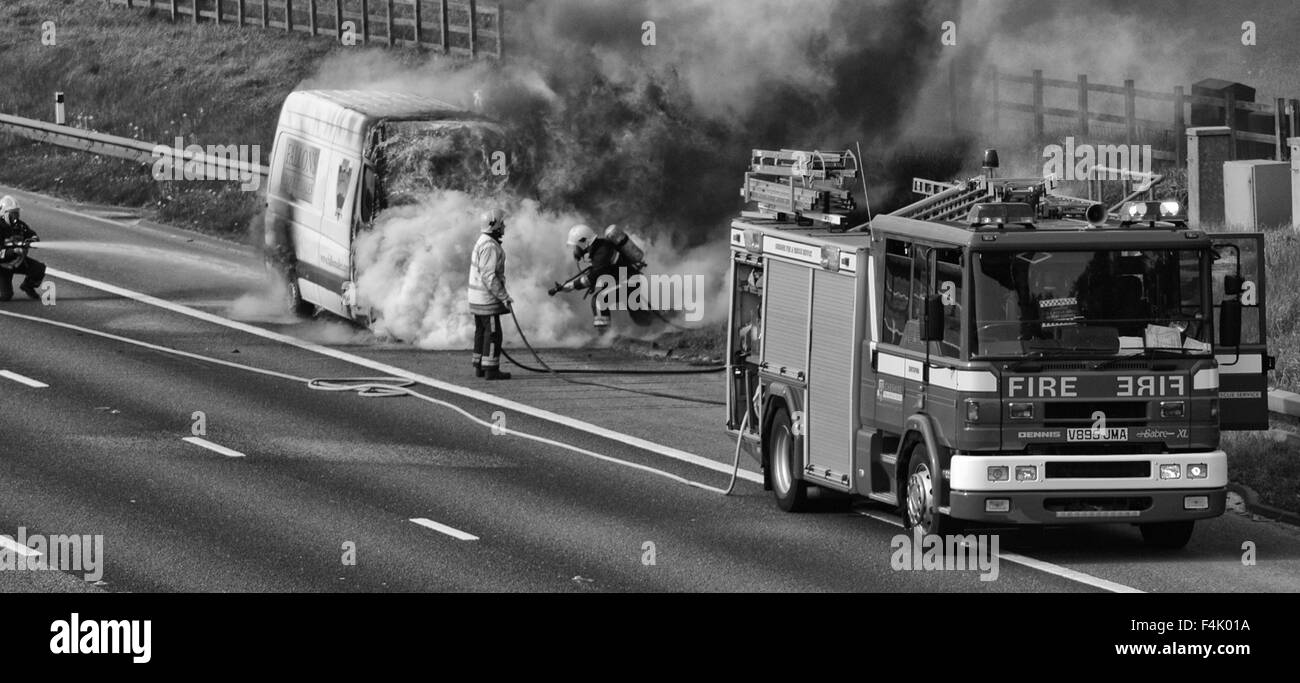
xmin=298 ymin=0 xmax=963 ymax=348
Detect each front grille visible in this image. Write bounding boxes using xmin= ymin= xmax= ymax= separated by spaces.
xmin=1045 ymin=461 xmax=1151 ymax=478
xmin=1009 ymin=360 xmax=1155 ymax=371
xmin=1043 ymin=401 xmax=1147 ymax=424
xmin=1044 ymin=496 xmax=1153 ymax=513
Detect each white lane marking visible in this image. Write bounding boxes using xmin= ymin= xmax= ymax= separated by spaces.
xmin=856 ymin=511 xmax=1144 ymax=594
xmin=0 ymin=370 xmax=49 ymax=388
xmin=0 ymin=311 xmax=742 ymax=495
xmin=181 ymin=436 xmax=246 ymax=458
xmin=44 ymin=268 xmax=762 ymax=485
xmin=410 ymin=518 xmax=479 ymax=541
xmin=0 ymin=535 xmax=42 ymax=557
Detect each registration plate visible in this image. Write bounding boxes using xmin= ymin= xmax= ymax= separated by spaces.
xmin=1067 ymin=427 xmax=1129 ymax=442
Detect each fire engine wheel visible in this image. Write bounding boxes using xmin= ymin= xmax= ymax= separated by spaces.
xmin=903 ymin=446 xmax=952 ymax=535
xmin=1138 ymin=520 xmax=1195 ymax=549
xmin=768 ymin=407 xmax=808 ymax=512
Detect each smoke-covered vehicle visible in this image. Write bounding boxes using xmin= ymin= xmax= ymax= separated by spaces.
xmin=263 ymin=90 xmax=509 ymax=322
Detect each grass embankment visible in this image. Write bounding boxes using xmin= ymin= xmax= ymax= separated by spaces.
xmin=0 ymin=0 xmax=416 ymax=239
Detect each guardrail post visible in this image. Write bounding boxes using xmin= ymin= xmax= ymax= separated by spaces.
xmin=387 ymin=0 xmax=394 ymax=46
xmin=193 ymin=0 xmax=199 ymax=24
xmin=1032 ymin=69 xmax=1043 ymax=139
xmin=361 ymin=0 xmax=369 ymax=43
xmin=439 ymin=0 xmax=448 ymax=53
xmin=1276 ymin=98 xmax=1286 ymax=160
xmin=335 ymin=0 xmax=342 ymax=35
xmin=310 ymin=0 xmax=317 ymax=35
xmin=1124 ymin=78 xmax=1136 ymax=145
xmin=262 ymin=0 xmax=268 ymax=27
xmin=237 ymin=0 xmax=245 ymax=24
xmin=468 ymin=0 xmax=478 ymax=57
xmin=496 ymin=3 xmax=502 ymax=58
xmin=412 ymin=0 xmax=421 ymax=46
xmin=170 ymin=0 xmax=178 ymax=21
xmin=215 ymin=0 xmax=221 ymax=24
xmin=286 ymin=0 xmax=293 ymax=32
xmin=1077 ymin=74 xmax=1089 ymax=135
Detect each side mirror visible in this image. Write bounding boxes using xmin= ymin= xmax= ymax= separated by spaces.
xmin=922 ymin=294 xmax=945 ymax=342
xmin=1220 ymin=274 xmax=1243 ymax=345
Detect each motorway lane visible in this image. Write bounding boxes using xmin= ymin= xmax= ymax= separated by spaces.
xmin=2 ymin=185 xmax=1299 ymax=592
xmin=0 ymin=293 xmax=1079 ymax=592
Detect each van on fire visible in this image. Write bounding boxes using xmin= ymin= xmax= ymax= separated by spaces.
xmin=262 ymin=90 xmax=506 ymax=322
xmin=727 ymin=148 xmax=1270 ymax=548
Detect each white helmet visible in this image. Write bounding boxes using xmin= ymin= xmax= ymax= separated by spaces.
xmin=0 ymin=196 xmax=18 ymax=216
xmin=481 ymin=208 xmax=506 ymax=233
xmin=566 ymin=224 xmax=596 ymax=250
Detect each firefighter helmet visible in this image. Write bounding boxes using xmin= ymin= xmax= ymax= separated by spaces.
xmin=0 ymin=196 xmax=17 ymax=217
xmin=566 ymin=224 xmax=596 ymax=250
xmin=481 ymin=208 xmax=506 ymax=234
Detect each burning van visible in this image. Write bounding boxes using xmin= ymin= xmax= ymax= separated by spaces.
xmin=262 ymin=89 xmax=508 ymax=322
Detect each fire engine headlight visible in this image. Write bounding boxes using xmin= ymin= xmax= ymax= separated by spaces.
xmin=1160 ymin=200 xmax=1181 ymax=217
xmin=1160 ymin=463 xmax=1182 ymax=480
xmin=987 ymin=466 xmax=1009 ymax=482
xmin=1160 ymin=401 xmax=1186 ymax=418
xmin=965 ymin=399 xmax=981 ymax=423
xmin=1015 ymin=465 xmax=1038 ymax=482
xmin=1187 ymin=463 xmax=1209 ymax=479
xmin=1009 ymin=402 xmax=1034 ymax=420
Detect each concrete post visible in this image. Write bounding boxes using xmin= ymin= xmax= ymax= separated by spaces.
xmin=1187 ymin=126 xmax=1233 ymax=228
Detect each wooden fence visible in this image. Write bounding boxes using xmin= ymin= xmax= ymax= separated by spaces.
xmin=992 ymin=67 xmax=1300 ymax=167
xmin=109 ymin=0 xmax=503 ymax=58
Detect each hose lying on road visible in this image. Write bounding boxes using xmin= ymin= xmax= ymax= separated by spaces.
xmin=308 ymin=377 xmax=744 ymax=495
xmin=502 ymin=309 xmax=725 ymax=407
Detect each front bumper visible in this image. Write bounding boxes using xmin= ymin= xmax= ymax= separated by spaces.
xmin=949 ymin=487 xmax=1226 ymax=524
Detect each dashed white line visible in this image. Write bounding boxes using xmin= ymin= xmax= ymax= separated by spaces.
xmin=0 ymin=370 xmax=49 ymax=388
xmin=856 ymin=511 xmax=1144 ymax=593
xmin=410 ymin=518 xmax=479 ymax=541
xmin=0 ymin=535 xmax=41 ymax=557
xmin=181 ymin=436 xmax=246 ymax=458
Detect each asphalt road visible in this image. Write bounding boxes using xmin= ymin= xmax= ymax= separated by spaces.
xmin=1 ymin=185 xmax=1298 ymax=593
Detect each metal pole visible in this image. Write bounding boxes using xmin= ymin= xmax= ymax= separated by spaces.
xmin=412 ymin=0 xmax=421 ymax=46
xmin=1077 ymin=74 xmax=1088 ymax=136
xmin=1032 ymin=69 xmax=1044 ymax=139
xmin=468 ymin=0 xmax=477 ymax=57
xmin=387 ymin=0 xmax=394 ymax=46
xmin=1174 ymin=85 xmax=1185 ymax=168
xmin=439 ymin=0 xmax=448 ymax=53
xmin=1124 ymin=79 xmax=1136 ymax=145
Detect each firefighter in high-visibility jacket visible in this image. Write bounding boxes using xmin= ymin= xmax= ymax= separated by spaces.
xmin=467 ymin=208 xmax=513 ymax=380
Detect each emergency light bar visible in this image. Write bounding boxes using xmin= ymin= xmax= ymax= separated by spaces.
xmin=1119 ymin=199 xmax=1186 ymax=228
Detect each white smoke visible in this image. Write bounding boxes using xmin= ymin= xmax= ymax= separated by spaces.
xmin=351 ymin=189 xmax=726 ymax=349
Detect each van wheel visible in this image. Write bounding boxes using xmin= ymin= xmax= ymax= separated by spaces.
xmin=1139 ymin=521 xmax=1194 ymax=549
xmin=285 ymin=273 xmax=314 ymax=317
xmin=768 ymin=407 xmax=808 ymax=512
xmin=903 ymin=445 xmax=953 ymax=535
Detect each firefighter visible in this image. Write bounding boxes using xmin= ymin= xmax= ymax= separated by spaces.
xmin=552 ymin=224 xmax=642 ymax=329
xmin=0 ymin=196 xmax=45 ymax=302
xmin=467 ymin=208 xmax=513 ymax=380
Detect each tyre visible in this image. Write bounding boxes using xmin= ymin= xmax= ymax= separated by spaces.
xmin=767 ymin=407 xmax=808 ymax=512
xmin=284 ymin=271 xmax=315 ymax=317
xmin=1139 ymin=520 xmax=1194 ymax=549
xmin=903 ymin=445 xmax=954 ymax=535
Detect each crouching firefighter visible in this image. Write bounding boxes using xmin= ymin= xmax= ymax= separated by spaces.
xmin=468 ymin=208 xmax=513 ymax=380
xmin=549 ymin=224 xmax=652 ymax=328
xmin=0 ymin=196 xmax=46 ymax=302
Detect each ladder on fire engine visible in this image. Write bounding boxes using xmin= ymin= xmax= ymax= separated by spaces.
xmin=888 ymin=177 xmax=991 ymax=222
xmin=741 ymin=148 xmax=860 ymax=227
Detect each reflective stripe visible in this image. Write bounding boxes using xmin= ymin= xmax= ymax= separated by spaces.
xmin=1192 ymin=368 xmax=1219 ymax=390
xmin=875 ymin=352 xmax=998 ymax=392
xmin=1216 ymin=354 xmax=1262 ymax=374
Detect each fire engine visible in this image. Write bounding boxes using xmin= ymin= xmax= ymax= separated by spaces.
xmin=726 ymin=148 xmax=1270 ymax=548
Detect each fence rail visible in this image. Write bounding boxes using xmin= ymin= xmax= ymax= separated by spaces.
xmin=109 ymin=0 xmax=503 ymax=58
xmin=0 ymin=112 xmax=268 ymax=180
xmin=992 ymin=68 xmax=1300 ymax=166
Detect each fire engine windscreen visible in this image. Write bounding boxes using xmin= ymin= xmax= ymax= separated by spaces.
xmin=972 ymin=249 xmax=1210 ymax=357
